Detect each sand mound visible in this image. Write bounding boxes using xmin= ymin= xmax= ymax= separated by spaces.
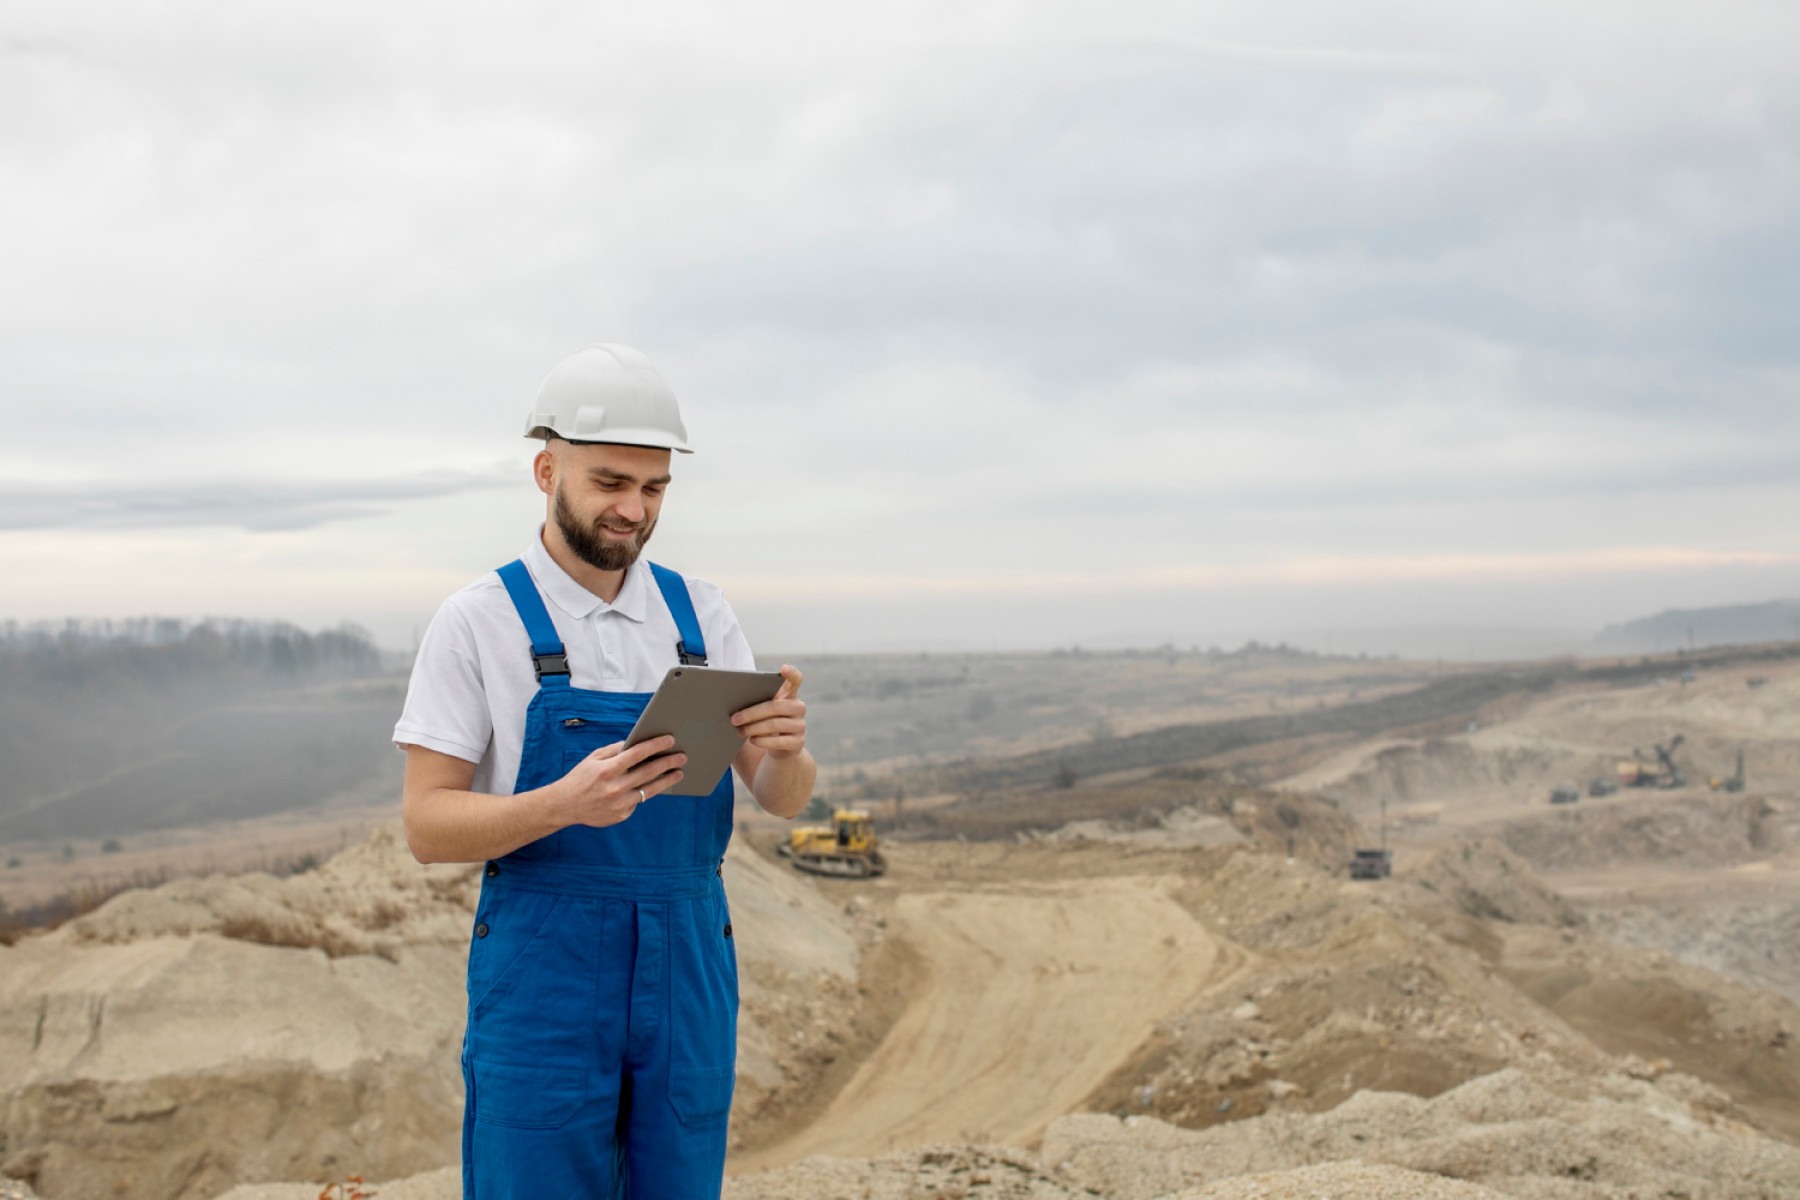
xmin=9 ymin=788 xmax=1800 ymax=1200
xmin=0 ymin=830 xmax=861 ymax=1200
xmin=1045 ymin=1067 xmax=1800 ymax=1199
xmin=212 ymin=1148 xmax=1100 ymax=1200
xmin=1585 ymin=890 xmax=1800 ymax=1004
xmin=1399 ymin=837 xmax=1584 ymax=928
xmin=220 ymin=1067 xmax=1794 ymax=1200
xmin=1083 ymin=849 xmax=1611 ymax=1131
xmin=0 ymin=831 xmax=473 ymax=1200
xmin=730 ymin=1146 xmax=1094 ymax=1199
xmin=202 ymin=1147 xmax=1510 ymax=1200
xmin=1286 ymin=736 xmax=1584 ymax=815
xmin=1495 ymin=793 xmax=1787 ymax=872
xmin=1040 ymin=803 xmax=1250 ymax=850
xmin=1280 ymin=667 xmax=1800 ymax=830
xmin=214 ymin=1167 xmax=459 ymax=1200
xmin=718 ymin=837 xmax=870 ymax=1139
xmin=57 ymin=826 xmax=482 ymax=958
xmin=1493 ymin=921 xmax=1800 ymax=1143
xmin=1166 ymin=1161 xmax=1505 ymax=1199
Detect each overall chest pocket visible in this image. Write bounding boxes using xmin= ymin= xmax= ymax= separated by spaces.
xmin=554 ymin=715 xmax=636 ymax=769
xmin=508 ymin=717 xmax=637 ymax=863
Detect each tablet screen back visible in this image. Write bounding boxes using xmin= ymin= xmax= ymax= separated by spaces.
xmin=627 ymin=667 xmax=784 ymax=796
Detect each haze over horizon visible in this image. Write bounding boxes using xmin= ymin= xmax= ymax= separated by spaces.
xmin=4 ymin=2 xmax=1798 ymax=657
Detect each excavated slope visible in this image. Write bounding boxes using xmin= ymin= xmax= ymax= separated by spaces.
xmin=0 ymin=828 xmax=858 ymax=1200
xmin=210 ymin=1067 xmax=1800 ymax=1200
xmin=737 ymin=874 xmax=1227 ymax=1169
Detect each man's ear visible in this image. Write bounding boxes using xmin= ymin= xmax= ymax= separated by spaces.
xmin=532 ymin=446 xmax=557 ymax=497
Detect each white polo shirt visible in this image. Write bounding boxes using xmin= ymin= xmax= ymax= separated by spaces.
xmin=393 ymin=530 xmax=756 ymax=796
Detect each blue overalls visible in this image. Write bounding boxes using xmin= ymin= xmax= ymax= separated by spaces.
xmin=461 ymin=559 xmax=738 ymax=1200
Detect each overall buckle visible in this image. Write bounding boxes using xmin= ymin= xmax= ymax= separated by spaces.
xmin=533 ymin=652 xmax=570 ymax=680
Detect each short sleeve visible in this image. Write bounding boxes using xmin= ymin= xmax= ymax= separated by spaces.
xmin=688 ymin=576 xmax=756 ymax=673
xmin=392 ymin=597 xmax=493 ymax=764
xmin=711 ymin=604 xmax=756 ymax=672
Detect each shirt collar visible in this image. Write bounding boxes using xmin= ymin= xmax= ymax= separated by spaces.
xmin=523 ymin=527 xmax=651 ymax=624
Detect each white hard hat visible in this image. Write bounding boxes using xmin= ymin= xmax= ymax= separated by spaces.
xmin=524 ymin=344 xmax=693 ymax=453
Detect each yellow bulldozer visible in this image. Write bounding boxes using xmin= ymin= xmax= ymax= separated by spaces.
xmin=775 ymin=808 xmax=887 ymax=879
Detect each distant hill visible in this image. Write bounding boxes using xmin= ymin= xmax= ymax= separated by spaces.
xmin=0 ymin=619 xmax=399 ymax=843
xmin=1591 ymin=600 xmax=1800 ymax=654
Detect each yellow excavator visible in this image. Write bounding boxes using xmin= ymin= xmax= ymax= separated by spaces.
xmin=776 ymin=808 xmax=887 ymax=879
xmin=1617 ymin=734 xmax=1687 ymax=789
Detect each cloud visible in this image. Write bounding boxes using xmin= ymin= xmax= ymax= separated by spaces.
xmin=721 ymin=546 xmax=1800 ymax=602
xmin=0 ymin=468 xmax=516 ymax=532
xmin=0 ymin=0 xmax=1796 ymax=645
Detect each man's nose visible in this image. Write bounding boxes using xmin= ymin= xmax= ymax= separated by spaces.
xmin=615 ymin=492 xmax=647 ymax=523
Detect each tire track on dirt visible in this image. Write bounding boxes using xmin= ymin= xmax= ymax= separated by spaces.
xmin=735 ymin=875 xmax=1222 ymax=1167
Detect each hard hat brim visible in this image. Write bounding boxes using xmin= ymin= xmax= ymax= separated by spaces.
xmin=528 ymin=424 xmax=694 ymax=453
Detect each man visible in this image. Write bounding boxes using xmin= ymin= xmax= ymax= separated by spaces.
xmin=394 ymin=343 xmax=815 ymax=1199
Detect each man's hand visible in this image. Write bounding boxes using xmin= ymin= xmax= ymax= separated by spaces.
xmin=730 ymin=665 xmax=807 ymax=759
xmin=552 ymin=736 xmax=687 ymax=827
xmin=730 ymin=664 xmax=815 ymax=819
xmin=400 ymin=736 xmax=687 ymax=865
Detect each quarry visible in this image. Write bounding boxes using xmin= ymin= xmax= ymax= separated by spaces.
xmin=2 ymin=645 xmax=1799 ymax=1199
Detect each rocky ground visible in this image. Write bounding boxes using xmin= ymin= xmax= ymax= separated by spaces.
xmin=206 ymin=1063 xmax=1800 ymax=1199
xmin=6 ymin=664 xmax=1800 ymax=1199
xmin=0 ymin=829 xmax=864 ymax=1200
xmin=6 ymin=814 xmax=1800 ymax=1200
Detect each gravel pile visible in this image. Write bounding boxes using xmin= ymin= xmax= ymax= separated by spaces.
xmin=214 ymin=1167 xmax=458 ymax=1200
xmin=1042 ymin=1067 xmax=1800 ymax=1200
xmin=1 ymin=831 xmax=865 ymax=1200
xmin=192 ymin=1064 xmax=1800 ymax=1199
xmin=726 ymin=1146 xmax=1092 ymax=1199
xmin=1169 ymin=1161 xmax=1505 ymax=1199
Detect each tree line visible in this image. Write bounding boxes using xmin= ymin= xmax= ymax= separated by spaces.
xmin=0 ymin=617 xmax=381 ymax=695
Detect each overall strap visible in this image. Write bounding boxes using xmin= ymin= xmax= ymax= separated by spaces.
xmin=495 ymin=560 xmax=571 ymax=686
xmin=648 ymin=562 xmax=708 ymax=666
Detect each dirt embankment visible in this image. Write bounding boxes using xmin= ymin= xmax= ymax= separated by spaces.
xmin=737 ymin=873 xmax=1227 ymax=1170
xmin=210 ymin=1058 xmax=1800 ymax=1200
xmin=1044 ymin=1065 xmax=1800 ymax=1200
xmin=12 ymin=711 xmax=1800 ymax=1200
xmin=200 ymin=832 xmax=1800 ymax=1200
xmin=738 ymin=820 xmax=1800 ymax=1185
xmin=1282 ymin=662 xmax=1800 ymax=826
xmin=0 ymin=830 xmax=478 ymax=1200
xmin=0 ymin=830 xmax=864 ymax=1200
xmin=904 ymin=777 xmax=1358 ymax=869
xmin=1583 ymin=889 xmax=1800 ymax=1005
xmin=1399 ymin=838 xmax=1585 ymax=928
xmin=1495 ymin=793 xmax=1788 ymax=872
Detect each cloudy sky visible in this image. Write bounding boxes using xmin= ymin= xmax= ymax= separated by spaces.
xmin=3 ymin=1 xmax=1797 ymax=655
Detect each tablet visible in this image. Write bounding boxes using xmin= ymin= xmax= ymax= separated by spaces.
xmin=625 ymin=667 xmax=785 ymax=796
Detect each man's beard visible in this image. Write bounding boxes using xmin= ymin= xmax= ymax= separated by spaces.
xmin=554 ymin=485 xmax=656 ymax=572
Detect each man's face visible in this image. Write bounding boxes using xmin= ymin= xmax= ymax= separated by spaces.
xmin=539 ymin=441 xmax=672 ymax=573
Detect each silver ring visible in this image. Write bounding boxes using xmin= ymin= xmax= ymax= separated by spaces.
xmin=636 ymin=788 xmax=647 ymax=804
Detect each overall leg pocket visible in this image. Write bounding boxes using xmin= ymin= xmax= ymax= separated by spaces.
xmin=470 ymin=1058 xmax=587 ymax=1130
xmin=667 ymin=1066 xmax=735 ymax=1127
xmin=466 ymin=889 xmax=565 ymax=1013
xmin=466 ymin=890 xmax=601 ymax=1070
xmin=667 ymin=888 xmax=739 ymax=1127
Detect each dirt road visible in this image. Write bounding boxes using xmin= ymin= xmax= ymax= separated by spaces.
xmin=736 ymin=874 xmax=1225 ymax=1168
